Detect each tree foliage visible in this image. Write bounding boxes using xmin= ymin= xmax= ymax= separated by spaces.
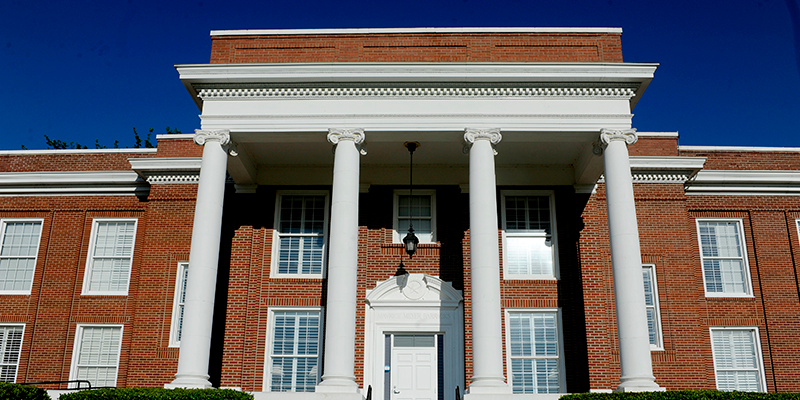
xmin=29 ymin=127 xmax=183 ymax=150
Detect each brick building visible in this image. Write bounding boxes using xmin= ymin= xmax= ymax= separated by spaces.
xmin=2 ymin=28 xmax=800 ymax=399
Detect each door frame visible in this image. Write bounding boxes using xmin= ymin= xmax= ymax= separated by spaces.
xmin=364 ymin=274 xmax=464 ymax=400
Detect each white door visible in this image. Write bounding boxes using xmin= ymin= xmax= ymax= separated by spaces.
xmin=391 ymin=334 xmax=438 ymax=400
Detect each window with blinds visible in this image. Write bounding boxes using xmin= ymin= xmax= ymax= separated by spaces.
xmin=0 ymin=325 xmax=23 ymax=382
xmin=268 ymin=310 xmax=322 ymax=392
xmin=506 ymin=310 xmax=563 ymax=394
xmin=274 ymin=194 xmax=328 ymax=278
xmin=711 ymin=328 xmax=765 ymax=392
xmin=170 ymin=262 xmax=189 ymax=347
xmin=0 ymin=220 xmax=43 ymax=294
xmin=502 ymin=193 xmax=557 ymax=279
xmin=642 ymin=265 xmax=663 ymax=349
xmin=70 ymin=325 xmax=123 ymax=388
xmin=697 ymin=220 xmax=751 ymax=296
xmin=83 ymin=219 xmax=137 ymax=294
xmin=394 ymin=190 xmax=436 ymax=243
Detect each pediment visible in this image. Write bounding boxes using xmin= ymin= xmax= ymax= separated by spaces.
xmin=366 ymin=273 xmax=463 ymax=307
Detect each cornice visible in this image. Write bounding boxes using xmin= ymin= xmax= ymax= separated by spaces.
xmin=0 ymin=171 xmax=147 ymax=196
xmin=598 ymin=156 xmax=707 ymax=184
xmin=196 ymin=85 xmax=637 ymax=100
xmin=129 ymin=157 xmax=202 ymax=184
xmin=211 ymin=27 xmax=623 ymax=36
xmin=686 ymin=170 xmax=800 ymax=195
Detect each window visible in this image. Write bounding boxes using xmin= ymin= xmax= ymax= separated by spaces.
xmin=505 ymin=310 xmax=564 ymax=394
xmin=697 ymin=220 xmax=751 ymax=296
xmin=169 ymin=262 xmax=189 ymax=347
xmin=0 ymin=325 xmax=24 ymax=382
xmin=70 ymin=325 xmax=123 ymax=388
xmin=501 ymin=192 xmax=558 ymax=279
xmin=273 ymin=193 xmax=328 ymax=278
xmin=83 ymin=219 xmax=137 ymax=295
xmin=266 ymin=309 xmax=322 ymax=392
xmin=642 ymin=265 xmax=663 ymax=350
xmin=710 ymin=328 xmax=765 ymax=392
xmin=394 ymin=190 xmax=436 ymax=243
xmin=0 ymin=219 xmax=43 ymax=294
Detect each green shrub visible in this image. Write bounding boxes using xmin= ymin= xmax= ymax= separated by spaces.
xmin=0 ymin=382 xmax=50 ymax=400
xmin=58 ymin=388 xmax=253 ymax=400
xmin=561 ymin=390 xmax=800 ymax=400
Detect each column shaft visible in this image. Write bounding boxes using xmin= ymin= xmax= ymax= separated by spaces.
xmin=168 ymin=130 xmax=230 ymax=388
xmin=317 ymin=129 xmax=363 ymax=393
xmin=465 ymin=129 xmax=511 ymax=395
xmin=601 ymin=129 xmax=662 ymax=392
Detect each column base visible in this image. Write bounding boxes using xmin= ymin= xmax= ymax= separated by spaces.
xmin=466 ymin=381 xmax=512 ymax=395
xmin=316 ymin=378 xmax=360 ymax=394
xmin=165 ymin=373 xmax=213 ymax=389
xmin=615 ymin=376 xmax=665 ymax=392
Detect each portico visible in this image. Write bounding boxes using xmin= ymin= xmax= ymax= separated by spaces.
xmin=170 ymin=28 xmax=661 ymax=398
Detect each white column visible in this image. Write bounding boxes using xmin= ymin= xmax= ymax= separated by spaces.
xmin=464 ymin=128 xmax=511 ymax=395
xmin=600 ymin=128 xmax=663 ymax=392
xmin=167 ymin=129 xmax=231 ymax=388
xmin=317 ymin=128 xmax=364 ymax=394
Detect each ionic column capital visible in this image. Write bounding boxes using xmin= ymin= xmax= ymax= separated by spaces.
xmin=463 ymin=128 xmax=501 ymax=155
xmin=599 ymin=128 xmax=638 ymax=148
xmin=464 ymin=128 xmax=502 ymax=144
xmin=327 ymin=128 xmax=365 ymax=145
xmin=193 ymin=129 xmax=231 ymax=146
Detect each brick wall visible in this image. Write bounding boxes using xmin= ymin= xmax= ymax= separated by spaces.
xmin=210 ymin=32 xmax=623 ymax=64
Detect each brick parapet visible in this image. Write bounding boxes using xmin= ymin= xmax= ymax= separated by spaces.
xmin=210 ymin=32 xmax=623 ymax=64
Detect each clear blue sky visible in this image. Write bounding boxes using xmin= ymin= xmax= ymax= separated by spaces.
xmin=2 ymin=0 xmax=799 ymax=150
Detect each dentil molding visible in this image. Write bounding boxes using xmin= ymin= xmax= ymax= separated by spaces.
xmin=197 ymin=85 xmax=637 ymax=100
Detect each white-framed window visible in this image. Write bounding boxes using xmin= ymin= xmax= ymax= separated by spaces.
xmin=697 ymin=219 xmax=752 ymax=297
xmin=0 ymin=325 xmax=24 ymax=382
xmin=69 ymin=324 xmax=123 ymax=388
xmin=505 ymin=309 xmax=565 ymax=394
xmin=501 ymin=192 xmax=558 ymax=279
xmin=264 ymin=308 xmax=323 ymax=392
xmin=642 ymin=264 xmax=663 ymax=350
xmin=0 ymin=219 xmax=43 ymax=294
xmin=169 ymin=262 xmax=189 ymax=347
xmin=82 ymin=219 xmax=137 ymax=295
xmin=393 ymin=190 xmax=436 ymax=243
xmin=710 ymin=327 xmax=766 ymax=392
xmin=272 ymin=192 xmax=329 ymax=278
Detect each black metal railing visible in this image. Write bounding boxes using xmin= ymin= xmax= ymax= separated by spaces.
xmin=19 ymin=380 xmax=115 ymax=390
xmin=455 ymin=385 xmax=462 ymax=400
xmin=366 ymin=385 xmax=373 ymax=400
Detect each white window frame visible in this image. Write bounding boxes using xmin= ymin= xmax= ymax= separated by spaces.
xmin=504 ymin=308 xmax=566 ymax=394
xmin=271 ymin=191 xmax=329 ymax=279
xmin=169 ymin=262 xmax=189 ymax=347
xmin=642 ymin=264 xmax=664 ymax=350
xmin=393 ymin=189 xmax=437 ymax=244
xmin=709 ymin=327 xmax=766 ymax=392
xmin=69 ymin=324 xmax=124 ymax=389
xmin=501 ymin=191 xmax=559 ymax=280
xmin=263 ymin=307 xmax=324 ymax=392
xmin=0 ymin=324 xmax=24 ymax=383
xmin=696 ymin=219 xmax=753 ymax=297
xmin=0 ymin=218 xmax=44 ymax=295
xmin=81 ymin=218 xmax=138 ymax=295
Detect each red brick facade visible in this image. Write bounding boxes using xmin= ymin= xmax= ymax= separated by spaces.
xmin=4 ymin=29 xmax=799 ymax=396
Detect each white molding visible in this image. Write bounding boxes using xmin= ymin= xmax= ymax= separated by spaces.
xmin=129 ymin=157 xmax=202 ymax=184
xmin=629 ymin=156 xmax=706 ymax=170
xmin=680 ymin=145 xmax=800 ymax=152
xmin=210 ymin=27 xmax=623 ymax=36
xmin=169 ymin=262 xmax=189 ymax=348
xmin=155 ymin=134 xmax=195 ymax=140
xmin=197 ymin=86 xmax=637 ymax=100
xmin=687 ymin=170 xmax=800 ymax=195
xmin=0 ymin=148 xmax=157 ymax=155
xmin=637 ymin=132 xmax=679 ymax=137
xmin=0 ymin=171 xmax=148 ymax=196
xmin=177 ymin=63 xmax=658 ymax=84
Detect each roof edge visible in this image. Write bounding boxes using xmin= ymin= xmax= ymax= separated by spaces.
xmin=210 ymin=27 xmax=623 ymax=36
